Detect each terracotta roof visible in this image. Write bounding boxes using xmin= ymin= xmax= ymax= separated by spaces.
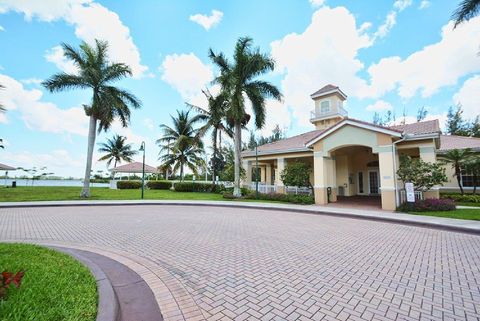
xmin=310 ymin=84 xmax=347 ymax=99
xmin=439 ymin=135 xmax=480 ymax=152
xmin=0 ymin=163 xmax=16 ymax=171
xmin=389 ymin=119 xmax=440 ymax=135
xmin=111 ymin=162 xmax=159 ymax=173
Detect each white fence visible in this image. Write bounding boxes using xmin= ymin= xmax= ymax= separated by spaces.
xmin=399 ymin=189 xmax=424 ymax=203
xmin=285 ymin=186 xmax=313 ymax=195
xmin=249 ymin=183 xmax=277 ymax=194
xmin=248 ymin=183 xmax=313 ymax=195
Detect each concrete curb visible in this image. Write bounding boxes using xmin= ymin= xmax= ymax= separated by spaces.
xmin=1 ymin=200 xmax=480 ymax=235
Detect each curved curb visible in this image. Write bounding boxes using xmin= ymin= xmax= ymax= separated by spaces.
xmin=1 ymin=200 xmax=479 ymax=235
xmin=51 ymin=246 xmax=120 ymax=321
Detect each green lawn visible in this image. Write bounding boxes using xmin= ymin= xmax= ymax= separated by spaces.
xmin=0 ymin=186 xmax=224 ymax=202
xmin=0 ymin=243 xmax=97 ymax=321
xmin=409 ymin=208 xmax=480 ymax=221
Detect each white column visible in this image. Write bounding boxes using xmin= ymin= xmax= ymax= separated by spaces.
xmin=276 ymin=158 xmax=285 ymax=193
xmin=242 ymin=160 xmax=252 ymax=186
xmin=265 ymin=164 xmax=272 ymax=185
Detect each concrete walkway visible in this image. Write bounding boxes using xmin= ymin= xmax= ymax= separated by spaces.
xmin=1 ymin=199 xmax=479 ymax=234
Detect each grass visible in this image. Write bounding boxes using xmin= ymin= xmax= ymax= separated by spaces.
xmin=0 ymin=243 xmax=97 ymax=321
xmin=408 ymin=208 xmax=480 ymax=221
xmin=0 ymin=186 xmax=224 ymax=202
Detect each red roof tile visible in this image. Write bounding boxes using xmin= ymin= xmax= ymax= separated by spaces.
xmin=310 ymin=84 xmax=347 ymax=99
xmin=111 ymin=162 xmax=159 ymax=173
xmin=389 ymin=119 xmax=440 ymax=135
xmin=439 ymin=135 xmax=480 ymax=151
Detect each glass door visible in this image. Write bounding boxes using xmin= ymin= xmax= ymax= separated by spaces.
xmin=368 ymin=170 xmax=379 ymax=195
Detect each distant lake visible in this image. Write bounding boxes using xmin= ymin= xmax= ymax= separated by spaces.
xmin=1 ymin=179 xmax=109 ymax=188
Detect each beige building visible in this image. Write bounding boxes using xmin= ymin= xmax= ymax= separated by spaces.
xmin=241 ymin=85 xmax=480 ymax=210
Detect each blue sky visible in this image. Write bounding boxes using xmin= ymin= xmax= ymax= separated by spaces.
xmin=1 ymin=0 xmax=479 ymax=177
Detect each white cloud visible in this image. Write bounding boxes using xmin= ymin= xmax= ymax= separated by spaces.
xmin=373 ymin=11 xmax=397 ymax=40
xmin=45 ymin=46 xmax=79 ymax=74
xmin=365 ymin=17 xmax=480 ymax=99
xmin=393 ymin=0 xmax=413 ymax=11
xmin=309 ymin=0 xmax=326 ymax=7
xmin=258 ymin=100 xmax=291 ymax=136
xmin=0 ymin=113 xmax=7 ymax=124
xmin=366 ymin=100 xmax=393 ymax=112
xmin=270 ymin=6 xmax=371 ymax=127
xmin=453 ymin=74 xmax=480 ymax=119
xmin=160 ymin=53 xmax=213 ymax=101
xmin=189 ymin=10 xmax=223 ymax=30
xmin=0 ymin=0 xmax=147 ymax=78
xmin=0 ymin=25 xmax=4 ymax=31
xmin=0 ymin=73 xmax=88 ymax=136
xmin=143 ymin=118 xmax=155 ymax=131
xmin=20 ymin=78 xmax=43 ymax=85
xmin=419 ymin=1 xmax=431 ymax=9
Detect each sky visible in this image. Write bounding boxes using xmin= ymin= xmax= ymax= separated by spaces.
xmin=0 ymin=0 xmax=479 ymax=177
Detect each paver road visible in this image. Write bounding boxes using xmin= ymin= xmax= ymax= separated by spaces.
xmin=1 ymin=205 xmax=479 ymax=321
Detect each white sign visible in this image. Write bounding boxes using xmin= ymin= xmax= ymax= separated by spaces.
xmin=405 ymin=182 xmax=415 ymax=203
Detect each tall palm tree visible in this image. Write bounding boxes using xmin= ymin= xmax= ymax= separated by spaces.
xmin=157 ymin=110 xmax=205 ymax=181
xmin=42 ymin=40 xmax=141 ymax=197
xmin=453 ymin=0 xmax=480 ymax=28
xmin=209 ymin=37 xmax=282 ymax=197
xmin=439 ymin=148 xmax=475 ymax=194
xmin=98 ymin=134 xmax=137 ymax=176
xmin=187 ymin=89 xmax=233 ymax=184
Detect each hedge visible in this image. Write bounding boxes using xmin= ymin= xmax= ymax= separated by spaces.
xmin=146 ymin=181 xmax=172 ymax=190
xmin=174 ymin=182 xmax=224 ymax=193
xmin=223 ymin=191 xmax=315 ymax=205
xmin=116 ymin=181 xmax=142 ymax=189
xmin=397 ymin=198 xmax=456 ymax=212
xmin=441 ymin=193 xmax=480 ymax=203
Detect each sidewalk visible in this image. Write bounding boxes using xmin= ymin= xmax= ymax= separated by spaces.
xmin=1 ymin=199 xmax=479 ymax=234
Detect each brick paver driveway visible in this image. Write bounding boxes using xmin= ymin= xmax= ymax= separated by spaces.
xmin=1 ymin=205 xmax=479 ymax=321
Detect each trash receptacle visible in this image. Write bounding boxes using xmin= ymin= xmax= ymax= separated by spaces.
xmin=326 ymin=187 xmax=332 ymax=203
xmin=11 ymin=181 xmax=16 ymax=188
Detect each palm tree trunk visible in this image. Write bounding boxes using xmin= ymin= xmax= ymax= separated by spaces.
xmin=455 ymin=165 xmax=464 ymax=195
xmin=81 ymin=115 xmax=97 ymax=198
xmin=112 ymin=159 xmax=117 ymax=179
xmin=233 ymin=122 xmax=242 ymax=197
xmin=212 ymin=128 xmax=218 ymax=186
xmin=180 ymin=163 xmax=184 ymax=181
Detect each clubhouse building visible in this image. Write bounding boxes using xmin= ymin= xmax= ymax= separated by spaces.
xmin=241 ymin=85 xmax=480 ymax=210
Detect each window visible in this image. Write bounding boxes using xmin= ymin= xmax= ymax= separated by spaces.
xmin=320 ymin=100 xmax=330 ymax=113
xmin=358 ymin=172 xmax=364 ymax=194
xmin=461 ymin=171 xmax=480 ymax=187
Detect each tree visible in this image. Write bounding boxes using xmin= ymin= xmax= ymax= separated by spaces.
xmin=446 ymin=104 xmax=469 ymax=136
xmin=209 ymin=37 xmax=282 ymax=197
xmin=218 ymin=144 xmax=245 ymax=182
xmin=280 ymin=162 xmax=313 ymax=192
xmin=469 ymin=116 xmax=480 ymax=138
xmin=453 ymin=0 xmax=480 ymax=28
xmin=42 ymin=40 xmax=141 ymax=197
xmin=439 ymin=148 xmax=475 ymax=194
xmin=0 ymin=84 xmax=5 ymax=113
xmin=396 ymin=155 xmax=447 ymax=192
xmin=157 ymin=110 xmax=205 ymax=180
xmin=98 ymin=134 xmax=137 ymax=176
xmin=417 ymin=106 xmax=427 ymax=122
xmin=18 ymin=167 xmax=54 ymax=186
xmin=464 ymin=156 xmax=480 ymax=194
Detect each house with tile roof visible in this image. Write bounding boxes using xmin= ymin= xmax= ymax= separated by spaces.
xmin=241 ymin=85 xmax=480 ymax=210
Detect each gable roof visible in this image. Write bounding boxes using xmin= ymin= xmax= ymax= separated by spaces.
xmin=439 ymin=135 xmax=480 ymax=152
xmin=0 ymin=163 xmax=16 ymax=171
xmin=310 ymin=84 xmax=347 ymax=100
xmin=111 ymin=161 xmax=159 ymax=173
xmin=389 ymin=119 xmax=440 ymax=135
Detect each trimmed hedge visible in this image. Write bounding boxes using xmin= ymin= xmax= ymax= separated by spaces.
xmin=397 ymin=198 xmax=456 ymax=212
xmin=223 ymin=191 xmax=315 ymax=205
xmin=146 ymin=181 xmax=172 ymax=190
xmin=441 ymin=193 xmax=480 ymax=203
xmin=116 ymin=181 xmax=142 ymax=189
xmin=174 ymin=182 xmax=224 ymax=193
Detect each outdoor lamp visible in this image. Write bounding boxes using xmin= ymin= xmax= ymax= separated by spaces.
xmin=139 ymin=141 xmax=146 ymax=199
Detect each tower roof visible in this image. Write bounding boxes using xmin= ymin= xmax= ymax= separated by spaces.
xmin=310 ymin=84 xmax=347 ymax=100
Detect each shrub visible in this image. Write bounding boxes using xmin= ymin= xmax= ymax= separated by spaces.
xmin=174 ymin=182 xmax=225 ymax=193
xmin=146 ymin=181 xmax=172 ymax=190
xmin=398 ymin=198 xmax=456 ymax=212
xmin=226 ymin=191 xmax=315 ymax=205
xmin=116 ymin=181 xmax=142 ymax=189
xmin=441 ymin=193 xmax=480 ymax=203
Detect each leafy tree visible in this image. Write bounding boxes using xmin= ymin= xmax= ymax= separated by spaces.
xmin=209 ymin=37 xmax=282 ymax=197
xmin=439 ymin=148 xmax=475 ymax=194
xmin=218 ymin=144 xmax=245 ymax=182
xmin=372 ymin=112 xmax=384 ymax=126
xmin=465 ymin=156 xmax=480 ymax=194
xmin=257 ymin=125 xmax=286 ymax=145
xmin=98 ymin=134 xmax=137 ymax=175
xmin=396 ymin=155 xmax=447 ymax=192
xmin=453 ymin=0 xmax=480 ymax=27
xmin=18 ymin=167 xmax=54 ymax=186
xmin=469 ymin=116 xmax=480 ymax=138
xmin=280 ymin=162 xmax=313 ymax=192
xmin=157 ymin=110 xmax=205 ymax=180
xmin=446 ymin=104 xmax=469 ymax=136
xmin=417 ymin=106 xmax=428 ymax=122
xmin=42 ymin=40 xmax=141 ymax=198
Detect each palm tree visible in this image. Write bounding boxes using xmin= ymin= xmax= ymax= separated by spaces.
xmin=42 ymin=40 xmax=141 ymax=197
xmin=0 ymin=84 xmax=5 ymax=113
xmin=465 ymin=156 xmax=480 ymax=194
xmin=440 ymin=148 xmax=475 ymax=194
xmin=453 ymin=0 xmax=480 ymax=28
xmin=157 ymin=110 xmax=205 ymax=180
xmin=98 ymin=134 xmax=137 ymax=176
xmin=209 ymin=37 xmax=282 ymax=197
xmin=187 ymin=89 xmax=233 ymax=184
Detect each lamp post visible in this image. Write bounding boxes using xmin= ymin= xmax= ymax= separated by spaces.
xmin=139 ymin=141 xmax=146 ymax=199
xmin=255 ymin=140 xmax=259 ymax=199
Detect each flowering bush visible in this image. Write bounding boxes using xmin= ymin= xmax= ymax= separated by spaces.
xmin=398 ymin=198 xmax=456 ymax=212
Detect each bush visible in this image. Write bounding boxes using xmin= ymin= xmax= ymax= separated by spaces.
xmin=116 ymin=181 xmax=142 ymax=189
xmin=146 ymin=181 xmax=172 ymax=190
xmin=441 ymin=193 xmax=480 ymax=203
xmin=174 ymin=182 xmax=225 ymax=193
xmin=397 ymin=198 xmax=456 ymax=212
xmin=224 ymin=191 xmax=315 ymax=205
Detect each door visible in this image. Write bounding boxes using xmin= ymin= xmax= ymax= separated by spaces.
xmin=368 ymin=170 xmax=380 ymax=195
xmin=357 ymin=172 xmax=364 ymax=194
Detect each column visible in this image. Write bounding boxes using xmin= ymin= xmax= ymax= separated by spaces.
xmin=314 ymin=152 xmax=328 ymax=205
xmin=378 ymin=150 xmax=397 ymax=211
xmin=265 ymin=164 xmax=272 ymax=185
xmin=276 ymin=158 xmax=285 ymax=193
xmin=242 ymin=160 xmax=252 ymax=187
xmin=420 ymin=146 xmax=440 ymax=199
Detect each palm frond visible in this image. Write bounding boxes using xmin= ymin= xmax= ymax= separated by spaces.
xmin=453 ymin=0 xmax=480 ymax=28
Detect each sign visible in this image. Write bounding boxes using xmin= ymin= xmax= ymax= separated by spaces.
xmin=405 ymin=182 xmax=415 ymax=203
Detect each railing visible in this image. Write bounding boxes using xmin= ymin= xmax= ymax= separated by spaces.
xmin=285 ymin=186 xmax=313 ymax=195
xmin=310 ymin=106 xmax=348 ymax=120
xmin=399 ymin=190 xmax=424 ymax=203
xmin=249 ymin=183 xmax=277 ymax=194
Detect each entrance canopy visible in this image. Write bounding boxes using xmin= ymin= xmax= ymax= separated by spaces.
xmin=110 ymin=162 xmax=159 ymax=174
xmin=0 ymin=163 xmax=16 ymax=171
